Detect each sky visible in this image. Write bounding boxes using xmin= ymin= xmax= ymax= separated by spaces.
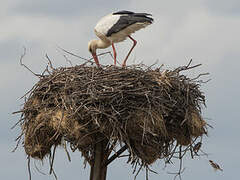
xmin=1 ymin=0 xmax=240 ymax=179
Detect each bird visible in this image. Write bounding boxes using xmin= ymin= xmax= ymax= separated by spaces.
xmin=88 ymin=10 xmax=154 ymax=67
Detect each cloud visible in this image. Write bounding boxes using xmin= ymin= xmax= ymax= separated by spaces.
xmin=11 ymin=0 xmax=130 ymax=18
xmin=0 ymin=38 xmax=24 ymax=64
xmin=204 ymin=0 xmax=240 ymax=16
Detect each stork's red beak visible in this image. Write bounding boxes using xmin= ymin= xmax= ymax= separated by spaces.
xmin=92 ymin=53 xmax=100 ymax=67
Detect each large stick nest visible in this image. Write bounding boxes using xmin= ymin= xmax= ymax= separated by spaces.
xmin=16 ymin=62 xmax=208 ymax=166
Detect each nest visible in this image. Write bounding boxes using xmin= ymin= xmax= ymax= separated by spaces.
xmin=16 ymin=62 xmax=208 ymax=166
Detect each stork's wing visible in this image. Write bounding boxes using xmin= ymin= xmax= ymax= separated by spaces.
xmin=106 ymin=12 xmax=153 ymax=37
xmin=113 ymin=10 xmax=152 ymax=17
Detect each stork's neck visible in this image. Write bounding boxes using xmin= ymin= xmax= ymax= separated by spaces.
xmin=95 ymin=39 xmax=111 ymax=49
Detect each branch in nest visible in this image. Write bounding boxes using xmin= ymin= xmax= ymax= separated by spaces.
xmin=105 ymin=145 xmax=128 ymax=166
xmin=19 ymin=47 xmax=44 ymax=78
xmin=173 ymin=59 xmax=202 ymax=73
xmin=57 ymin=46 xmax=114 ymax=66
xmin=45 ymin=54 xmax=54 ymax=70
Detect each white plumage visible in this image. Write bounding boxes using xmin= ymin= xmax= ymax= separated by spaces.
xmin=95 ymin=14 xmax=121 ymax=37
xmin=88 ymin=10 xmax=153 ymax=67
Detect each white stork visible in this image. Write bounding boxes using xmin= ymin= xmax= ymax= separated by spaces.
xmin=88 ymin=10 xmax=153 ymax=67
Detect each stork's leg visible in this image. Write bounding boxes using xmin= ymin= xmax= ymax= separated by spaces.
xmin=112 ymin=43 xmax=117 ymax=66
xmin=122 ymin=35 xmax=137 ymax=67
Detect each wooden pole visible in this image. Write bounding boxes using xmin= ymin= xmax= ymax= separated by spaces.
xmin=90 ymin=140 xmax=108 ymax=180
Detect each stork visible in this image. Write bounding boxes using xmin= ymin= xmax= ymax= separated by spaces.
xmin=88 ymin=10 xmax=153 ymax=67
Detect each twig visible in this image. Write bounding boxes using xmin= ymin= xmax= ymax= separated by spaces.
xmin=166 ymin=143 xmax=178 ymax=163
xmin=20 ymin=84 xmax=37 ymax=99
xmin=186 ymin=59 xmax=193 ymax=67
xmin=173 ymin=59 xmax=202 ymax=73
xmin=88 ymin=51 xmax=114 ymax=61
xmin=12 ymin=110 xmax=23 ymax=115
xmin=147 ymin=59 xmax=159 ymax=70
xmin=192 ymin=73 xmax=210 ymax=80
xmin=49 ymin=145 xmax=57 ymax=174
xmin=57 ymin=46 xmax=114 ymax=66
xmin=105 ymin=145 xmax=128 ymax=166
xmin=167 ymin=146 xmax=186 ymax=180
xmin=147 ymin=166 xmax=158 ymax=174
xmin=57 ymin=46 xmax=89 ymax=61
xmin=134 ymin=163 xmax=144 ymax=180
xmin=63 ymin=141 xmax=71 ymax=162
xmin=52 ymin=170 xmax=58 ymax=180
xmin=11 ymin=117 xmax=23 ymax=129
xmin=27 ymin=156 xmax=32 ymax=180
xmin=19 ymin=47 xmax=44 ymax=78
xmin=146 ymin=167 xmax=149 ymax=180
xmin=41 ymin=64 xmax=50 ymax=76
xmin=34 ymin=161 xmax=46 ymax=175
xmin=48 ymin=147 xmax=59 ymax=180
xmin=104 ymin=139 xmax=117 ymax=162
xmin=63 ymin=54 xmax=73 ymax=66
xmin=45 ymin=54 xmax=54 ymax=70
xmin=12 ymin=132 xmax=24 ymax=152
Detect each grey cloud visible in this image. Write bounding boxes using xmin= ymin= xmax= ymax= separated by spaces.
xmin=0 ymin=38 xmax=22 ymax=64
xmin=205 ymin=0 xmax=240 ymax=16
xmin=0 ymin=38 xmax=37 ymax=64
xmin=11 ymin=0 xmax=129 ymax=18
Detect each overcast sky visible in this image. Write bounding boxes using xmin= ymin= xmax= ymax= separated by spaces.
xmin=1 ymin=0 xmax=240 ymax=179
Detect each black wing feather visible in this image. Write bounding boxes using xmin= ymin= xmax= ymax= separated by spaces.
xmin=106 ymin=11 xmax=153 ymax=37
xmin=113 ymin=10 xmax=135 ymax=15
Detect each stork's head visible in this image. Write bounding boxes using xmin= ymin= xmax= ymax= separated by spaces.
xmin=88 ymin=40 xmax=98 ymax=54
xmin=88 ymin=40 xmax=100 ymax=67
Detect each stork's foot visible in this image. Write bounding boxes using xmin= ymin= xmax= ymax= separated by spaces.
xmin=95 ymin=62 xmax=101 ymax=68
xmin=122 ymin=63 xmax=126 ymax=67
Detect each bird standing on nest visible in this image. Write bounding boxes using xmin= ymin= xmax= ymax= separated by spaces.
xmin=88 ymin=10 xmax=153 ymax=67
